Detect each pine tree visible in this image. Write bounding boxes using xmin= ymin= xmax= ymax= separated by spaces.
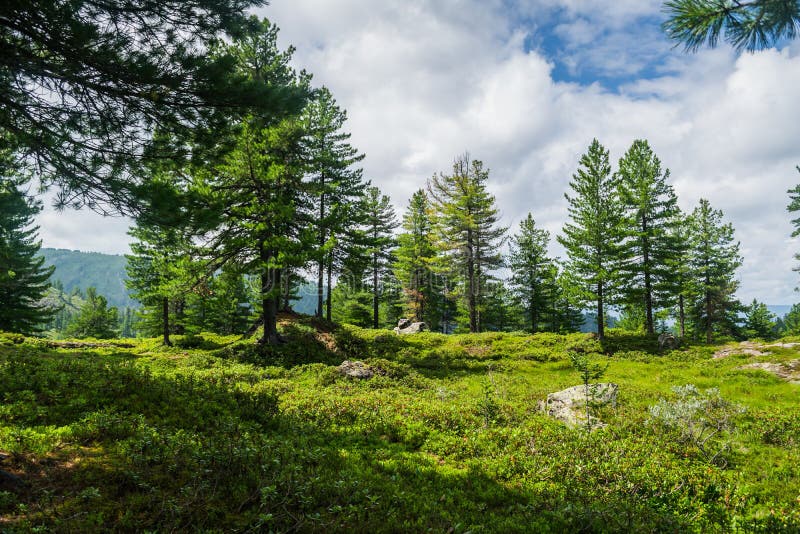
xmin=2 ymin=5 xmax=307 ymax=214
xmin=0 ymin=176 xmax=55 ymax=334
xmin=663 ymin=0 xmax=800 ymax=52
xmin=616 ymin=139 xmax=681 ymax=335
xmin=360 ymin=186 xmax=398 ymax=329
xmin=686 ymin=199 xmax=743 ymax=343
xmin=743 ymin=299 xmax=777 ymax=340
xmin=428 ymin=154 xmax=506 ymax=333
xmin=508 ymin=213 xmax=556 ymax=333
xmin=66 ymin=287 xmax=119 ymax=339
xmin=304 ymin=87 xmax=365 ymax=319
xmin=394 ymin=190 xmax=439 ymax=323
xmin=558 ymin=139 xmax=623 ymax=340
xmin=665 ymin=209 xmax=693 ymax=337
xmin=780 ymin=303 xmax=800 ymax=335
xmin=200 ymin=21 xmax=313 ymax=345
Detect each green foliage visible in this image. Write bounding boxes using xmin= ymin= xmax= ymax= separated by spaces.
xmin=663 ymin=0 xmax=800 ymax=52
xmin=743 ymin=299 xmax=778 ymax=340
xmin=1 ymin=2 xmax=307 ymax=213
xmin=616 ymin=139 xmax=681 ymax=335
xmin=65 ymin=287 xmax=119 ymax=339
xmin=0 ymin=174 xmax=55 ymax=334
xmin=569 ymin=351 xmax=610 ymax=431
xmin=558 ymin=139 xmax=624 ymax=339
xmin=41 ymin=248 xmax=133 ymax=309
xmin=428 ymin=154 xmax=507 ymax=333
xmin=0 ymin=325 xmax=799 ymax=531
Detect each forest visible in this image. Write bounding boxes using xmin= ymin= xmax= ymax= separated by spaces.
xmin=1 ymin=0 xmax=799 ymax=532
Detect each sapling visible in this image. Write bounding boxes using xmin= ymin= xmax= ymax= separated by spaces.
xmin=569 ymin=351 xmax=609 ymax=431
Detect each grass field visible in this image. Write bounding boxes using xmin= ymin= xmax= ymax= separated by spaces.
xmin=0 ymin=318 xmax=798 ymax=532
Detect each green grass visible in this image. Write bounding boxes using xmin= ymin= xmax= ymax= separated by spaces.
xmin=0 ymin=321 xmax=798 ymax=532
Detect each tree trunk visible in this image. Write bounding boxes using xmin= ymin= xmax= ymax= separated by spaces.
xmin=467 ymin=229 xmax=477 ymax=333
xmin=162 ymin=296 xmax=171 ymax=346
xmin=258 ymin=242 xmax=282 ymax=345
xmin=705 ymin=288 xmax=712 ymax=344
xmin=642 ymin=217 xmax=654 ymax=335
xmin=679 ymin=294 xmax=685 ymax=338
xmin=317 ymin=182 xmax=326 ymax=318
xmin=597 ymin=282 xmax=605 ymax=340
xmin=326 ymin=253 xmax=333 ymax=322
xmin=372 ymin=251 xmax=379 ymax=329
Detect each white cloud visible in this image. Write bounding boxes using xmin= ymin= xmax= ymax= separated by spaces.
xmin=35 ymin=1 xmax=800 ymax=304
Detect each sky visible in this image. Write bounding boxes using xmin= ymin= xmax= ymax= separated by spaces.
xmin=36 ymin=0 xmax=800 ymax=304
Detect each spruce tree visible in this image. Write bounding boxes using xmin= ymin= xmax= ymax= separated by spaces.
xmin=743 ymin=299 xmax=777 ymax=340
xmin=428 ymin=154 xmax=506 ymax=333
xmin=360 ymin=186 xmax=398 ymax=329
xmin=0 ymin=176 xmax=55 ymax=334
xmin=686 ymin=199 xmax=743 ymax=343
xmin=304 ymin=87 xmax=365 ymax=319
xmin=616 ymin=139 xmax=681 ymax=335
xmin=558 ymin=139 xmax=623 ymax=340
xmin=394 ymin=190 xmax=439 ymax=323
xmin=665 ymin=209 xmax=693 ymax=337
xmin=66 ymin=287 xmax=119 ymax=339
xmin=508 ymin=214 xmax=556 ymax=333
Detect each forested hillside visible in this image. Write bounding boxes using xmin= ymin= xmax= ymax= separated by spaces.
xmin=40 ymin=249 xmax=133 ymax=309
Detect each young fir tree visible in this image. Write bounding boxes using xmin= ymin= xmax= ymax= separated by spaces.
xmin=665 ymin=209 xmax=693 ymax=337
xmin=686 ymin=199 xmax=743 ymax=343
xmin=742 ymin=299 xmax=777 ymax=340
xmin=428 ymin=154 xmax=506 ymax=333
xmin=394 ymin=190 xmax=439 ymax=323
xmin=558 ymin=139 xmax=623 ymax=340
xmin=360 ymin=185 xmax=398 ymax=328
xmin=616 ymin=139 xmax=681 ymax=335
xmin=0 ymin=176 xmax=55 ymax=334
xmin=508 ymin=213 xmax=556 ymax=333
xmin=780 ymin=303 xmax=800 ymax=336
xmin=303 ymin=87 xmax=365 ymax=319
xmin=66 ymin=287 xmax=119 ymax=339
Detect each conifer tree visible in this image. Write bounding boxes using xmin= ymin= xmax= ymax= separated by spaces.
xmin=665 ymin=209 xmax=693 ymax=337
xmin=360 ymin=186 xmax=398 ymax=328
xmin=616 ymin=140 xmax=681 ymax=335
xmin=200 ymin=21 xmax=313 ymax=345
xmin=0 ymin=176 xmax=55 ymax=334
xmin=394 ymin=190 xmax=439 ymax=323
xmin=428 ymin=154 xmax=506 ymax=333
xmin=66 ymin=287 xmax=119 ymax=339
xmin=508 ymin=214 xmax=557 ymax=333
xmin=686 ymin=199 xmax=743 ymax=343
xmin=304 ymin=87 xmax=365 ymax=319
xmin=558 ymin=139 xmax=623 ymax=340
xmin=743 ymin=299 xmax=777 ymax=340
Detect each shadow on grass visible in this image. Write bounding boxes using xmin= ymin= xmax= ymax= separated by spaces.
xmin=0 ymin=346 xmax=698 ymax=533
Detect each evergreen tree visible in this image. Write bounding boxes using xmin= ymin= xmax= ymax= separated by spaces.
xmin=665 ymin=210 xmax=693 ymax=337
xmin=66 ymin=287 xmax=119 ymax=339
xmin=304 ymin=87 xmax=365 ymax=319
xmin=743 ymin=299 xmax=777 ymax=340
xmin=616 ymin=139 xmax=681 ymax=335
xmin=0 ymin=175 xmax=55 ymax=334
xmin=360 ymin=186 xmax=398 ymax=329
xmin=2 ymin=4 xmax=307 ymax=214
xmin=663 ymin=0 xmax=800 ymax=52
xmin=394 ymin=190 xmax=439 ymax=324
xmin=200 ymin=21 xmax=313 ymax=345
xmin=686 ymin=199 xmax=743 ymax=343
xmin=205 ymin=266 xmax=254 ymax=335
xmin=428 ymin=154 xmax=506 ymax=333
xmin=780 ymin=303 xmax=800 ymax=336
xmin=558 ymin=139 xmax=623 ymax=340
xmin=508 ymin=213 xmax=556 ymax=333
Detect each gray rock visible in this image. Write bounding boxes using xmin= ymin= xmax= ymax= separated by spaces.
xmin=337 ymin=360 xmax=374 ymax=379
xmin=658 ymin=333 xmax=677 ymax=350
xmin=539 ymin=383 xmax=618 ymax=429
xmin=394 ymin=320 xmax=427 ymax=335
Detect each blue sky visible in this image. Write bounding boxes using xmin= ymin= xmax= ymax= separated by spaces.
xmin=37 ymin=1 xmax=800 ymax=304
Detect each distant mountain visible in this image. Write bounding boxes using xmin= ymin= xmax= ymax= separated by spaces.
xmin=41 ymin=248 xmax=136 ymax=309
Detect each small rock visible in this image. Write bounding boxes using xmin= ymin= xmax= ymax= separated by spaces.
xmin=337 ymin=360 xmax=374 ymax=379
xmin=393 ymin=319 xmax=427 ymax=335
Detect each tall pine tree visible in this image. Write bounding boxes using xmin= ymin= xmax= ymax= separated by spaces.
xmin=616 ymin=139 xmax=681 ymax=335
xmin=428 ymin=154 xmax=506 ymax=333
xmin=360 ymin=186 xmax=398 ymax=329
xmin=686 ymin=199 xmax=743 ymax=343
xmin=558 ymin=139 xmax=623 ymax=340
xmin=508 ymin=213 xmax=556 ymax=333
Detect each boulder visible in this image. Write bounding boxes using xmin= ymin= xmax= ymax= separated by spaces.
xmin=337 ymin=360 xmax=374 ymax=379
xmin=658 ymin=333 xmax=677 ymax=350
xmin=394 ymin=319 xmax=427 ymax=335
xmin=539 ymin=383 xmax=618 ymax=429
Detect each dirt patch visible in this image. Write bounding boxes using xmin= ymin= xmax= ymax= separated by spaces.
xmin=738 ymin=360 xmax=800 ymax=383
xmin=713 ymin=341 xmax=771 ymax=359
